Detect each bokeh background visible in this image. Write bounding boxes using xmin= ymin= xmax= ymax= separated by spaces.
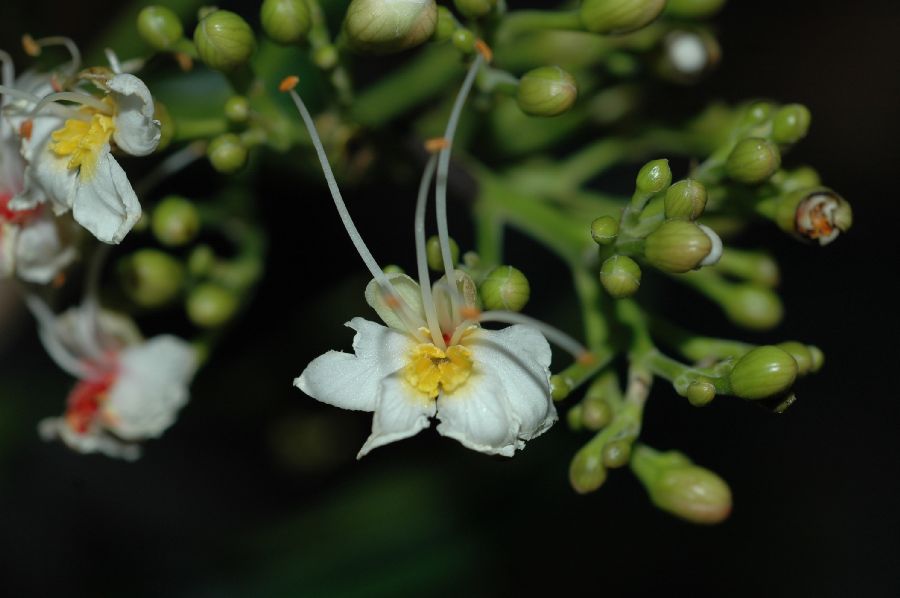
xmin=1 ymin=1 xmax=898 ymax=596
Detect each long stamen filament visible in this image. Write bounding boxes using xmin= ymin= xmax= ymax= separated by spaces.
xmin=413 ymin=153 xmax=446 ymax=348
xmin=452 ymin=309 xmax=590 ymax=361
xmin=0 ymin=50 xmax=14 ymax=93
xmin=27 ymin=36 xmax=82 ymax=75
xmin=105 ymin=48 xmax=122 ymax=74
xmin=0 ymin=84 xmax=41 ymax=105
xmin=31 ymin=91 xmax=112 ymax=117
xmin=76 ymin=245 xmax=111 ymax=360
xmin=24 ymin=295 xmax=91 ymax=379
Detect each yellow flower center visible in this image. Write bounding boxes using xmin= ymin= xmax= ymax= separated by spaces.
xmin=404 ymin=343 xmax=473 ymax=399
xmin=50 ymin=111 xmax=115 ymax=181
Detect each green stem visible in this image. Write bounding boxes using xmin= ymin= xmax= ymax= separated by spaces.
xmin=496 ymin=9 xmax=584 ymax=41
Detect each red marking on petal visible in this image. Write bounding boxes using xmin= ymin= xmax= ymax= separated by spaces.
xmin=0 ymin=192 xmax=42 ymax=224
xmin=64 ymin=373 xmax=116 ymax=435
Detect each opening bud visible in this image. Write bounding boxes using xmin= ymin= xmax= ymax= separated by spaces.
xmin=729 ymin=345 xmax=798 ymax=400
xmin=665 ymin=0 xmax=727 ymax=18
xmin=138 ymin=6 xmax=184 ymax=51
xmin=664 ymin=179 xmax=707 ymax=220
xmin=208 ymin=133 xmax=248 ymax=174
xmin=726 ymin=137 xmax=781 ymax=184
xmin=636 ymin=159 xmax=672 ymax=194
xmin=644 ymin=220 xmax=713 ymax=273
xmin=600 ymin=255 xmax=642 ymax=298
xmin=261 ymin=0 xmax=311 ymax=45
xmin=480 ymin=265 xmax=531 ymax=312
xmin=454 ymin=0 xmax=496 ymax=19
xmin=516 ymin=66 xmax=579 ymax=117
xmin=775 ymin=187 xmax=852 ymax=246
xmin=152 ymin=196 xmax=200 ymax=247
xmin=194 ymin=9 xmax=256 ymax=71
xmin=187 ymin=283 xmax=239 ymax=328
xmin=119 ymin=249 xmax=185 ymax=308
xmin=425 ymin=235 xmax=459 ymax=272
xmin=771 ymin=103 xmax=811 ymax=145
xmin=660 ymin=29 xmax=720 ymax=82
xmin=580 ymin=0 xmax=667 ymax=35
xmin=345 ymin=0 xmax=437 ymax=54
xmin=591 ymin=215 xmax=619 ymax=245
xmin=570 ymin=443 xmax=608 ymax=494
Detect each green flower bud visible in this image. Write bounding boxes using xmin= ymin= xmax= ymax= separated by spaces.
xmin=636 ymin=159 xmax=672 ymax=194
xmin=719 ymin=283 xmax=783 ymax=330
xmin=567 ymin=404 xmax=584 ymax=430
xmin=480 ymin=265 xmax=531 ymax=312
xmin=715 ymin=249 xmax=780 ymax=288
xmin=686 ymin=379 xmax=716 ymax=406
xmin=193 ymin=9 xmax=256 ymax=71
xmin=602 ymin=439 xmax=631 ymax=468
xmin=151 ymin=195 xmax=200 ymax=247
xmin=729 ymin=345 xmax=798 ymax=400
xmin=742 ymin=101 xmax=774 ymax=126
xmin=631 ymin=446 xmax=732 ymax=524
xmin=664 ymin=179 xmax=707 ymax=220
xmin=451 ymin=28 xmax=476 ymax=54
xmin=345 ymin=0 xmax=437 ymax=54
xmin=580 ymin=0 xmax=667 ymax=35
xmin=187 ymin=283 xmax=239 ymax=328
xmin=433 ymin=6 xmax=458 ymax=41
xmin=313 ymin=44 xmax=339 ymax=70
xmin=591 ymin=215 xmax=619 ymax=245
xmin=581 ymin=396 xmax=613 ymax=430
xmin=550 ymin=374 xmax=571 ymax=401
xmin=776 ymin=341 xmax=814 ymax=376
xmin=454 ymin=0 xmax=496 ymax=19
xmin=599 ymin=255 xmax=641 ymax=298
xmin=207 ymin=133 xmax=248 ymax=174
xmin=665 ymin=0 xmax=726 ymax=18
xmin=726 ymin=137 xmax=781 ymax=184
xmin=776 ymin=166 xmax=821 ymax=193
xmin=771 ymin=103 xmax=811 ymax=145
xmin=138 ymin=6 xmax=184 ymax=51
xmin=644 ymin=220 xmax=713 ymax=273
xmin=119 ymin=249 xmax=185 ymax=308
xmin=808 ymin=345 xmax=825 ymax=373
xmin=570 ymin=444 xmax=608 ymax=494
xmin=425 ymin=235 xmax=459 ymax=272
xmin=774 ymin=187 xmax=852 ymax=246
xmin=260 ymin=0 xmax=311 ymax=44
xmin=516 ymin=66 xmax=578 ymax=117
xmin=188 ymin=245 xmax=216 ymax=277
xmin=383 ymin=264 xmax=405 ymax=275
xmin=224 ymin=96 xmax=250 ymax=123
xmin=154 ymin=101 xmax=175 ymax=152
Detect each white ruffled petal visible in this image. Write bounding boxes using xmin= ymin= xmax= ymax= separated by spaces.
xmin=71 ymin=150 xmax=141 ymax=244
xmin=295 ymin=317 xmax=413 ymax=412
xmin=364 ymin=272 xmax=427 ymax=333
xmin=38 ymin=417 xmax=141 ymax=461
xmin=0 ymin=222 xmax=17 ymax=278
xmin=357 ymin=375 xmax=435 ymax=458
xmin=14 ymin=214 xmax=77 ymax=284
xmin=108 ymin=74 xmax=160 ymax=157
xmin=104 ymin=335 xmax=197 ymax=440
xmin=436 ymin=371 xmax=519 ymax=456
xmin=17 ymin=144 xmax=76 ymax=215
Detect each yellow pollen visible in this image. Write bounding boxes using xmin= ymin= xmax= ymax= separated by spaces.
xmin=404 ymin=343 xmax=473 ymax=399
xmin=50 ymin=111 xmax=114 ymax=181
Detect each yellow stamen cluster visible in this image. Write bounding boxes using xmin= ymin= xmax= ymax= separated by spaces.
xmin=404 ymin=343 xmax=473 ymax=399
xmin=51 ymin=112 xmax=114 ymax=181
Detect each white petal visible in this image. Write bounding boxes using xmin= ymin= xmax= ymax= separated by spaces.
xmin=71 ymin=150 xmax=141 ymax=244
xmin=435 ymin=371 xmax=518 ymax=456
xmin=108 ymin=74 xmax=160 ymax=157
xmin=294 ymin=317 xmax=413 ymax=412
xmin=20 ymin=114 xmax=66 ymax=163
xmin=0 ymin=222 xmax=17 ymax=278
xmin=18 ymin=145 xmax=76 ymax=215
xmin=14 ymin=214 xmax=77 ymax=284
xmin=53 ymin=305 xmax=142 ymax=362
xmin=104 ymin=335 xmax=197 ymax=440
xmin=431 ymin=270 xmax=479 ymax=334
xmin=364 ymin=272 xmax=427 ymax=333
xmin=357 ymin=375 xmax=435 ymax=458
xmin=38 ymin=417 xmax=141 ymax=461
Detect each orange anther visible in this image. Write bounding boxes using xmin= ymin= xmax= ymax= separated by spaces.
xmin=50 ymin=75 xmax=63 ymax=93
xmin=474 ymin=39 xmax=493 ymax=63
xmin=22 ymin=34 xmax=40 ymax=57
xmin=174 ymin=52 xmax=194 ymax=72
xmin=424 ymin=137 xmax=449 ymax=153
xmin=279 ymin=75 xmax=300 ymax=93
xmin=576 ymin=352 xmax=597 ymax=366
xmin=19 ymin=119 xmax=33 ymax=140
xmin=52 ymin=272 xmax=66 ymax=288
xmin=459 ymin=306 xmax=481 ymax=321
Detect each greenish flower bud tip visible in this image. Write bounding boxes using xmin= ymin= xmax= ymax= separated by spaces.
xmin=154 ymin=101 xmax=175 ymax=152
xmin=152 ymin=195 xmax=200 ymax=247
xmin=664 ymin=179 xmax=707 ymax=220
xmin=383 ymin=264 xmax=405 ymax=275
xmin=516 ymin=66 xmax=578 ymax=118
xmin=775 ymin=187 xmax=852 ymax=246
xmin=208 ymin=133 xmax=248 ymax=174
xmin=742 ymin=101 xmax=774 ymax=127
xmin=567 ymin=404 xmax=584 ymax=430
xmin=721 ymin=284 xmax=783 ymax=330
xmin=726 ymin=137 xmax=781 ymax=184
xmin=451 ymin=28 xmax=476 ymax=54
xmin=581 ymin=396 xmax=612 ymax=430
xmin=636 ymin=159 xmax=672 ymax=194
xmin=433 ymin=6 xmax=458 ymax=42
xmin=644 ymin=220 xmax=712 ymax=273
xmin=580 ymin=0 xmax=667 ymax=35
xmin=481 ymin=265 xmax=531 ymax=312
xmin=194 ymin=9 xmax=256 ymax=71
xmin=138 ymin=6 xmax=184 ymax=51
xmin=729 ymin=345 xmax=798 ymax=400
xmin=425 ymin=235 xmax=459 ymax=272
xmin=686 ymin=380 xmax=716 ymax=406
xmin=454 ymin=0 xmax=496 ymax=19
xmin=777 ymin=341 xmax=814 ymax=376
xmin=188 ymin=245 xmax=216 ymax=276
xmin=600 ymin=255 xmax=641 ymax=298
xmin=345 ymin=0 xmax=437 ymax=54
xmin=602 ymin=440 xmax=632 ymax=469
xmin=570 ymin=446 xmax=607 ymax=494
xmin=550 ymin=375 xmax=571 ymax=401
xmin=261 ymin=0 xmax=311 ymax=45
xmin=224 ymin=96 xmax=250 ymax=123
xmin=808 ymin=345 xmax=825 ymax=373
xmin=590 ymin=215 xmax=619 ymax=245
xmin=665 ymin=0 xmax=727 ymax=18
xmin=119 ymin=249 xmax=185 ymax=308
xmin=187 ymin=283 xmax=239 ymax=328
xmin=771 ymin=104 xmax=811 ymax=145
xmin=778 ymin=166 xmax=821 ymax=193
xmin=313 ymin=45 xmax=339 ymax=70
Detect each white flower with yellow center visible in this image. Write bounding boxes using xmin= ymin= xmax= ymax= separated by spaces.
xmin=283 ymin=50 xmax=590 ymax=458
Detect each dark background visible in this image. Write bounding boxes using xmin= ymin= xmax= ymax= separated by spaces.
xmin=1 ymin=1 xmax=898 ymax=596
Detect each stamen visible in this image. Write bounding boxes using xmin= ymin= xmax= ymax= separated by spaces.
xmin=457 ymin=308 xmax=590 ymax=361
xmin=24 ymin=35 xmax=82 ymax=75
xmin=31 ymin=91 xmax=112 ymax=117
xmin=104 ymin=48 xmax=122 ymax=74
xmin=76 ymin=245 xmax=111 ymax=361
xmin=24 ymin=294 xmax=91 ymax=379
xmin=0 ymin=49 xmax=14 ymax=92
xmin=413 ymin=153 xmax=445 ymax=348
xmin=474 ymin=39 xmax=494 ymax=63
xmin=424 ymin=137 xmax=449 ymax=153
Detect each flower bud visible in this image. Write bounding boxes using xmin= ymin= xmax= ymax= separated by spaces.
xmin=188 ymin=245 xmax=216 ymax=276
xmin=224 ymin=95 xmax=251 ymax=123
xmin=729 ymin=345 xmax=798 ymax=400
xmin=119 ymin=249 xmax=185 ymax=308
xmin=659 ymin=29 xmax=720 ymax=82
xmin=138 ymin=6 xmax=184 ymax=51
xmin=644 ymin=220 xmax=712 ymax=273
xmin=808 ymin=345 xmax=825 ymax=373
xmin=591 ymin=215 xmax=619 ymax=245
xmin=602 ymin=439 xmax=631 ymax=468
xmin=194 ymin=9 xmax=256 ymax=71
xmin=207 ymin=133 xmax=248 ymax=174
xmin=425 ymin=235 xmax=459 ymax=272
xmin=433 ymin=6 xmax=458 ymax=41
xmin=570 ymin=444 xmax=607 ymax=494
xmin=516 ymin=66 xmax=578 ymax=117
xmin=550 ymin=374 xmax=571 ymax=401
xmin=715 ymin=249 xmax=779 ymax=287
xmin=775 ymin=187 xmax=852 ymax=246
xmin=636 ymin=159 xmax=672 ymax=194
xmin=187 ymin=283 xmax=239 ymax=328
xmin=726 ymin=137 xmax=781 ymax=184
xmin=454 ymin=0 xmax=496 ymax=19
xmin=742 ymin=101 xmax=774 ymax=127
xmin=719 ymin=283 xmax=783 ymax=330
xmin=152 ymin=195 xmax=200 ymax=247
xmin=481 ymin=265 xmax=531 ymax=312
xmin=776 ymin=166 xmax=821 ymax=193
xmin=686 ymin=379 xmax=716 ymax=406
xmin=345 ymin=0 xmax=437 ymax=54
xmin=776 ymin=341 xmax=814 ymax=376
xmin=580 ymin=0 xmax=667 ymax=35
xmin=600 ymin=255 xmax=641 ymax=298
xmin=451 ymin=29 xmax=476 ymax=54
xmin=771 ymin=103 xmax=811 ymax=145
xmin=665 ymin=0 xmax=726 ymax=18
xmin=664 ymin=179 xmax=707 ymax=220
xmin=631 ymin=446 xmax=732 ymax=524
xmin=261 ymin=0 xmax=311 ymax=44
xmin=581 ymin=396 xmax=613 ymax=430
xmin=313 ymin=45 xmax=339 ymax=70
xmin=154 ymin=101 xmax=175 ymax=152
